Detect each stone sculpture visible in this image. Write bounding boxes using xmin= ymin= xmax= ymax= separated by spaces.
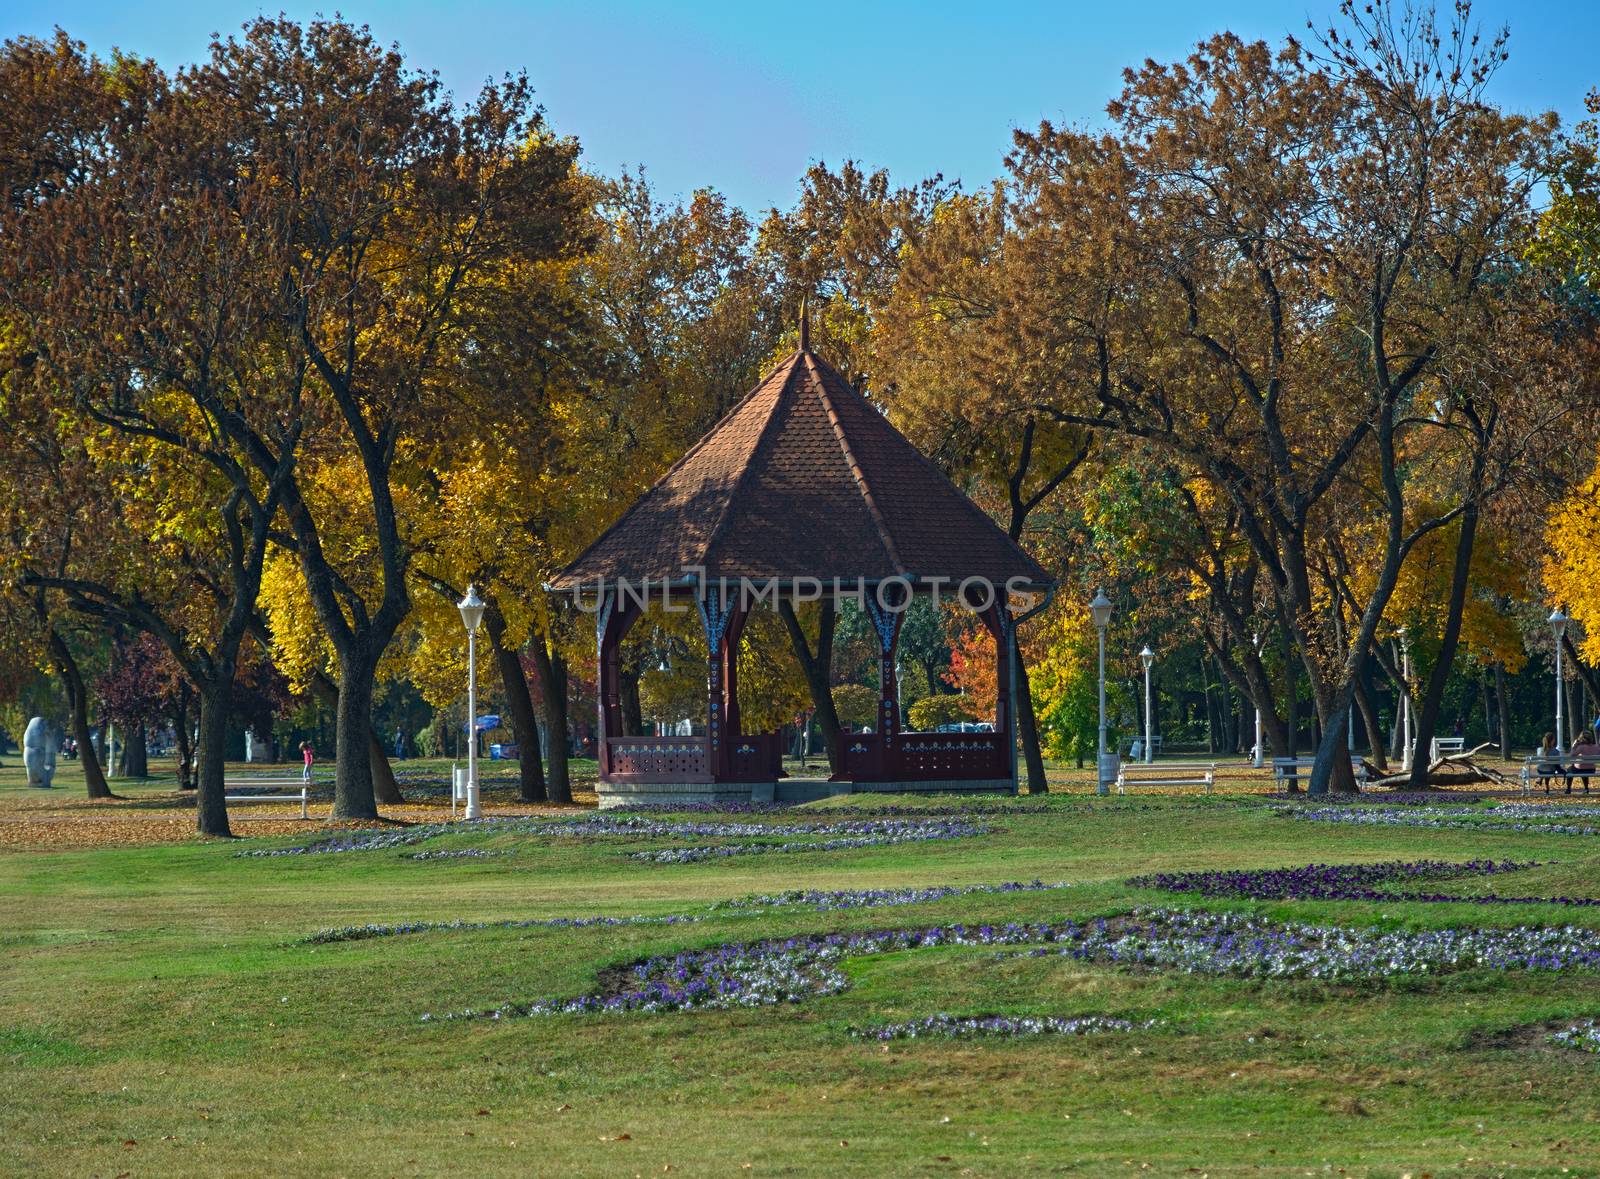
xmin=23 ymin=716 xmax=56 ymax=788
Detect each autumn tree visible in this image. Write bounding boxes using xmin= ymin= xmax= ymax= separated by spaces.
xmin=184 ymin=17 xmax=583 ymax=818
xmin=0 ymin=30 xmax=312 ymax=833
xmin=986 ymin=1 xmax=1560 ymax=792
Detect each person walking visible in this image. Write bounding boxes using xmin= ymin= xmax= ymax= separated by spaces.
xmin=300 ymin=740 xmax=314 ymax=785
xmin=393 ymin=726 xmax=405 ymax=761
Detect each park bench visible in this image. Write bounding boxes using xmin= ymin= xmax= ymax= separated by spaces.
xmin=1430 ymin=736 xmax=1466 ymax=763
xmin=1520 ymin=754 xmax=1599 ymax=796
xmin=1271 ymin=757 xmax=1369 ymax=790
xmin=1116 ymin=760 xmax=1216 ymax=794
xmin=223 ymin=776 xmax=311 ymax=819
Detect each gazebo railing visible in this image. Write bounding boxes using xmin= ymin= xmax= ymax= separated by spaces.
xmin=727 ymin=733 xmax=785 ymax=781
xmin=604 ymin=732 xmax=785 ymax=783
xmin=836 ymin=729 xmax=1008 ymax=782
xmin=606 ymin=736 xmax=711 ymax=782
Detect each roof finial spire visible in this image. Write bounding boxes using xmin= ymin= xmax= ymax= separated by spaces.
xmin=798 ymin=293 xmax=810 ymax=352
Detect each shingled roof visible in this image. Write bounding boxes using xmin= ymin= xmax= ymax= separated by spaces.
xmin=549 ymin=339 xmax=1053 ymax=593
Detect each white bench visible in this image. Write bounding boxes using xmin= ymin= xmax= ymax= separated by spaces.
xmin=1272 ymin=757 xmax=1368 ymax=789
xmin=1430 ymin=736 xmax=1466 ymax=763
xmin=224 ymin=777 xmax=311 ymax=819
xmin=1116 ymin=760 xmax=1215 ymax=794
xmin=1520 ymin=755 xmax=1599 ymax=796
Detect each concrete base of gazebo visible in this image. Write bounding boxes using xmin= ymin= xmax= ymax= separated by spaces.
xmin=833 ymin=779 xmax=1016 ymax=796
xmin=597 ymin=777 xmax=1015 ymax=809
xmin=596 ymin=781 xmax=779 ymax=810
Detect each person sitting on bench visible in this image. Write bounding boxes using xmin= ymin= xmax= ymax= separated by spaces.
xmin=1569 ymin=730 xmax=1600 ymax=795
xmin=1538 ymin=732 xmax=1562 ymax=793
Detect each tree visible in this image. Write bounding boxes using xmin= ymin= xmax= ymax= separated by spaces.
xmin=0 ymin=30 xmax=307 ymax=833
xmin=187 ymin=17 xmax=584 ymax=819
xmin=993 ymin=2 xmax=1559 ymax=793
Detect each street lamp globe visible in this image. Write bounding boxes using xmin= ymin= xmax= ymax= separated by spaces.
xmin=1139 ymin=645 xmax=1154 ymax=671
xmin=1090 ymin=589 xmax=1113 ymax=631
xmin=1550 ymin=608 xmax=1569 ymax=640
xmin=458 ymin=584 xmax=486 ymax=634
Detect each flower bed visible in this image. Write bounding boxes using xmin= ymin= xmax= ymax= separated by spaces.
xmin=630 ymin=818 xmax=989 ymax=863
xmin=303 ymin=913 xmax=702 ymax=945
xmin=423 ymin=908 xmax=1600 ymax=1022
xmin=714 ymin=880 xmax=1071 ymax=912
xmin=1284 ymin=803 xmax=1600 ymax=837
xmin=848 ymin=1013 xmax=1158 ymax=1040
xmin=1128 ymin=859 xmax=1599 ymax=907
xmin=239 ymin=814 xmax=991 ymax=860
xmin=1550 ymin=1020 xmax=1600 ymax=1053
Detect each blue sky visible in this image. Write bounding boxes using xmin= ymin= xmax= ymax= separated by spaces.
xmin=8 ymin=1 xmax=1597 ymax=212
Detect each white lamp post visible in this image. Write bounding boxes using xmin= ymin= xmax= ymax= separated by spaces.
xmin=1551 ymin=608 xmax=1570 ymax=753
xmin=1090 ymin=589 xmax=1114 ymax=796
xmin=1399 ymin=627 xmax=1413 ymax=773
xmin=458 ymin=584 xmax=486 ymax=820
xmin=1251 ymin=631 xmax=1264 ymax=768
xmin=1139 ymin=645 xmax=1155 ymax=764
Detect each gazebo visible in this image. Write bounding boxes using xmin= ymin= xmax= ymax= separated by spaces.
xmin=550 ymin=315 xmax=1055 ymax=808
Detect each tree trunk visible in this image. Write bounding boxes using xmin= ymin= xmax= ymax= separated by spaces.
xmin=1495 ymin=662 xmax=1511 ymax=760
xmin=525 ymin=636 xmax=571 ymax=803
xmin=367 ymin=727 xmax=404 ymax=805
xmin=122 ymin=722 xmax=149 ymax=778
xmin=1409 ymin=506 xmax=1478 ymax=789
xmin=47 ymin=628 xmax=115 ymax=800
xmin=1015 ymin=647 xmax=1048 ymax=793
xmin=1279 ymin=627 xmax=1299 ymax=789
xmin=620 ymin=662 xmax=643 ymax=739
xmin=1479 ymin=668 xmax=1493 ymax=749
xmin=1563 ymin=634 xmax=1599 ymax=733
xmin=173 ymin=682 xmax=195 ymax=790
xmin=332 ymin=654 xmax=379 ymax=819
xmin=194 ymin=682 xmax=232 ymax=837
xmin=778 ymin=599 xmax=841 ymax=775
xmin=307 ymin=667 xmax=397 ymax=807
xmin=1355 ymin=674 xmax=1386 ymax=772
xmin=494 ymin=631 xmax=546 ymax=803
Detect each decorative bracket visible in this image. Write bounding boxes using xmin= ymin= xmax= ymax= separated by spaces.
xmin=595 ymin=591 xmax=614 ymax=658
xmin=697 ymin=591 xmax=737 ymax=650
xmin=863 ymin=596 xmax=900 ymax=653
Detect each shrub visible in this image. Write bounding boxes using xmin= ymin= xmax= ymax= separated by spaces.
xmin=908 ymin=694 xmax=977 ymax=731
xmin=832 ymin=683 xmax=879 ymax=727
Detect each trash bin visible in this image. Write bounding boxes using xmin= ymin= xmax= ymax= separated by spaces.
xmin=1097 ymin=752 xmax=1121 ymax=792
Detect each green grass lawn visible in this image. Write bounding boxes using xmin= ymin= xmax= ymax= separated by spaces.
xmin=4 ymin=770 xmax=1600 ymax=1175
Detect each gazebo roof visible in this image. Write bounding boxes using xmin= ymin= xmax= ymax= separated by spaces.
xmin=550 ymin=338 xmax=1053 ymax=593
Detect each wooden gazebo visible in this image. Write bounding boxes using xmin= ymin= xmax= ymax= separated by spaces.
xmin=549 ymin=317 xmax=1054 ymax=807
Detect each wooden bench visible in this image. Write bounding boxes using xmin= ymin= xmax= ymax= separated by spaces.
xmin=1272 ymin=757 xmax=1369 ymax=790
xmin=224 ymin=777 xmax=311 ymax=819
xmin=1520 ymin=755 xmax=1600 ymax=795
xmin=1116 ymin=760 xmax=1215 ymax=794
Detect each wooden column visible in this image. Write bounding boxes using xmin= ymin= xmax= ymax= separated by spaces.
xmin=722 ymin=605 xmax=750 ymax=744
xmin=980 ymin=600 xmax=1012 ymax=770
xmin=595 ymin=591 xmax=640 ymax=780
xmin=865 ymin=595 xmax=904 ymax=777
xmin=699 ymin=590 xmax=738 ymax=781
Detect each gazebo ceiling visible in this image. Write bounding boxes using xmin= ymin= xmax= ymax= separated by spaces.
xmin=550 ymin=340 xmax=1053 ymax=593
